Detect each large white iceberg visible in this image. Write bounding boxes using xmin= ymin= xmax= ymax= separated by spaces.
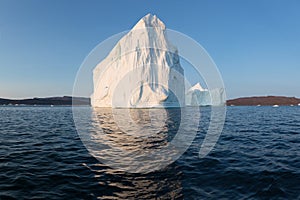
xmin=91 ymin=14 xmax=185 ymax=108
xmin=186 ymin=83 xmax=226 ymax=106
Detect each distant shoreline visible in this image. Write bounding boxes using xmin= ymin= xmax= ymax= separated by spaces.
xmin=0 ymin=96 xmax=90 ymax=106
xmin=1 ymin=95 xmax=300 ymax=107
xmin=227 ymin=96 xmax=300 ymax=106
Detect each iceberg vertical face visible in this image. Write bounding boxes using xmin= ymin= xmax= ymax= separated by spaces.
xmin=91 ymin=14 xmax=185 ymax=108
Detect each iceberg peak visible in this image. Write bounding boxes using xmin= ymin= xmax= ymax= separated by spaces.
xmin=133 ymin=13 xmax=166 ymax=30
xmin=189 ymin=83 xmax=207 ymax=92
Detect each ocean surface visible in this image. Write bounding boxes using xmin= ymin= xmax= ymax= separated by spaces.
xmin=0 ymin=106 xmax=299 ymax=199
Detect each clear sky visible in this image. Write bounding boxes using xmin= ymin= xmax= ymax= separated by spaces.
xmin=0 ymin=0 xmax=299 ymax=99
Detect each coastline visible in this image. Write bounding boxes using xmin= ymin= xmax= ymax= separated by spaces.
xmin=1 ymin=95 xmax=299 ymax=106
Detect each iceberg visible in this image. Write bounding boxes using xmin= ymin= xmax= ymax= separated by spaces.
xmin=186 ymin=83 xmax=225 ymax=106
xmin=91 ymin=14 xmax=185 ymax=108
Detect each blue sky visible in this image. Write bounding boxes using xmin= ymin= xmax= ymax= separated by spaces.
xmin=0 ymin=0 xmax=299 ymax=99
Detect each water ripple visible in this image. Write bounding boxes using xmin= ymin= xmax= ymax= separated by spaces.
xmin=0 ymin=106 xmax=299 ymax=199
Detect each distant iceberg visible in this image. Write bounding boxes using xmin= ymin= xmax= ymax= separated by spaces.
xmin=186 ymin=83 xmax=225 ymax=106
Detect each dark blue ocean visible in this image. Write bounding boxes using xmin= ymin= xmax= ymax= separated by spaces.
xmin=0 ymin=106 xmax=299 ymax=199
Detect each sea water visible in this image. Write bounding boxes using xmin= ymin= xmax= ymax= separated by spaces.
xmin=0 ymin=106 xmax=299 ymax=199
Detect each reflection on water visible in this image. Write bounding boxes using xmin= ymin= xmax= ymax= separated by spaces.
xmin=75 ymin=107 xmax=200 ymax=173
xmin=2 ymin=107 xmax=299 ymax=199
xmin=86 ymin=162 xmax=183 ymax=199
xmin=73 ymin=107 xmax=199 ymax=199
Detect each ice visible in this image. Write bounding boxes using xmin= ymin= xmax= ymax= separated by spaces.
xmin=91 ymin=14 xmax=185 ymax=108
xmin=186 ymin=83 xmax=225 ymax=106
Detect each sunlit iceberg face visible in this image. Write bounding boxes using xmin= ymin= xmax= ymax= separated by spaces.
xmin=91 ymin=24 xmax=186 ymax=108
xmin=109 ymin=64 xmax=185 ymax=108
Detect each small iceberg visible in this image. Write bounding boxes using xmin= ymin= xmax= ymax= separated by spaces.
xmin=185 ymin=83 xmax=226 ymax=106
xmin=298 ymin=103 xmax=300 ymax=106
xmin=273 ymin=105 xmax=279 ymax=107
